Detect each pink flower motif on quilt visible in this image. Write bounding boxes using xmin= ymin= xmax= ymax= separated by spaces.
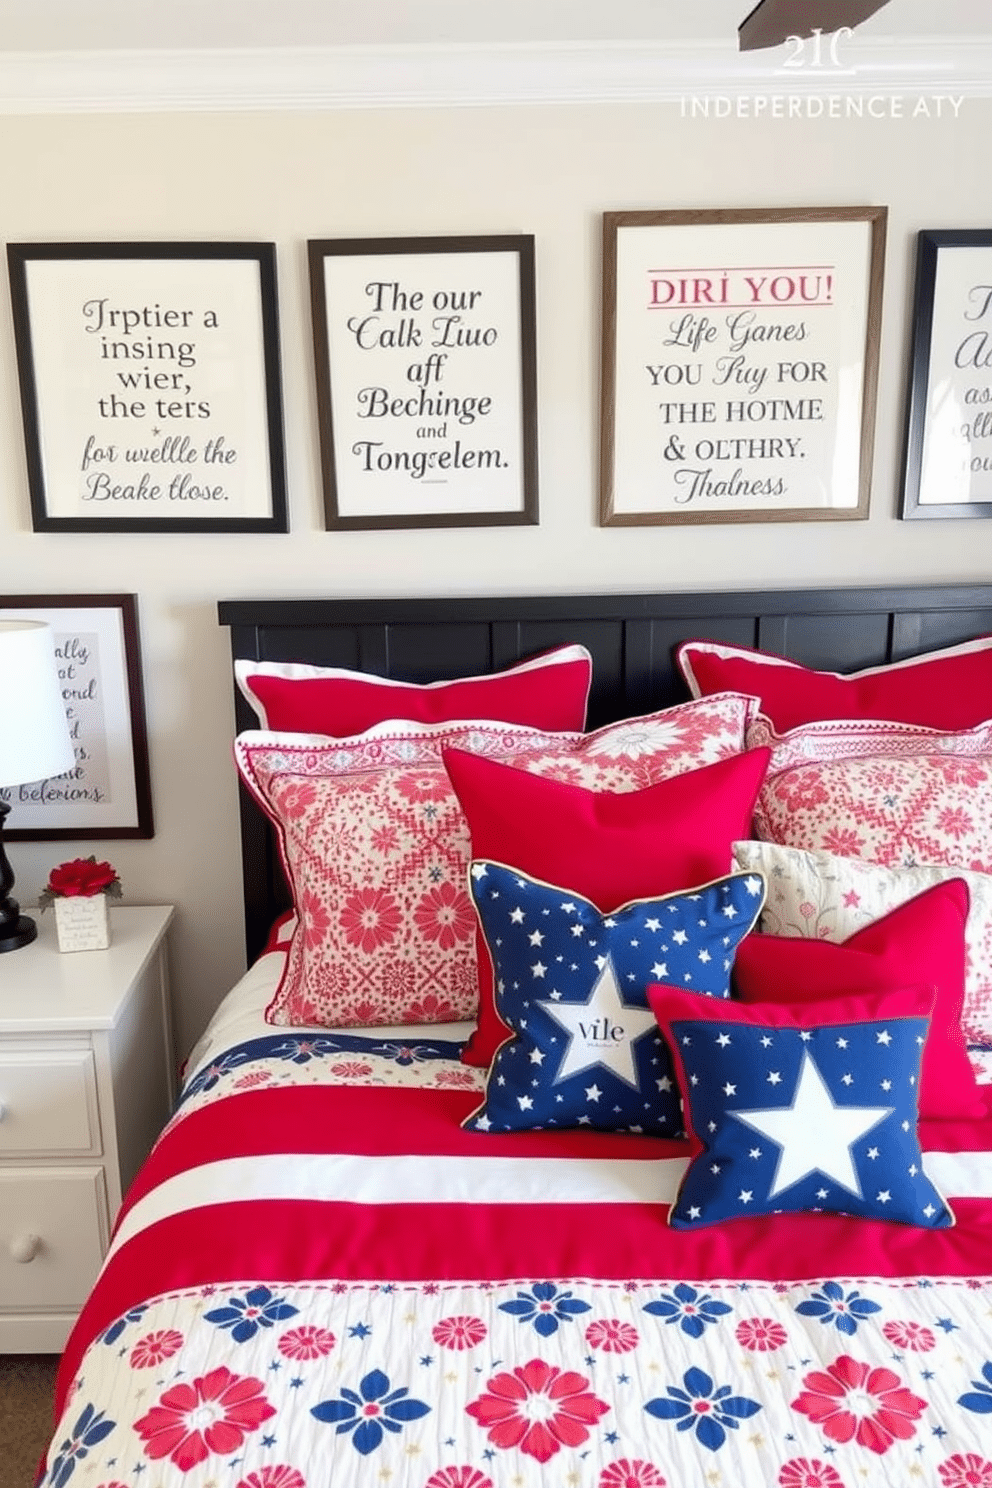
xmin=432 ymin=1315 xmax=487 ymax=1351
xmin=369 ymin=823 xmax=401 ymax=856
xmin=791 ymin=1354 xmax=927 ymax=1455
xmin=278 ymin=1325 xmax=337 ymax=1360
xmin=423 ymin=1469 xmax=494 ymax=1488
xmin=414 ymin=883 xmax=475 ymax=951
xmin=405 ymin=992 xmax=458 ymax=1023
xmin=340 ymin=888 xmax=402 ymax=953
xmin=237 ymin=1468 xmax=307 ymax=1488
xmin=599 ymin=1461 xmax=667 ymax=1487
xmin=819 ymin=827 xmax=866 ymax=859
xmin=233 ymin=1070 xmax=273 ymax=1089
xmin=938 ymin=1454 xmax=992 ymax=1487
xmin=775 ymin=769 xmax=831 ymax=813
xmin=466 ymin=1358 xmax=609 ymax=1463
xmin=434 ymin=1068 xmax=481 ymax=1088
xmin=585 ymin=1319 xmax=640 ymax=1353
xmin=735 ymin=1318 xmax=788 ymax=1352
xmin=778 ymin=1459 xmax=846 ymax=1488
xmin=129 ymin=1329 xmax=184 ymax=1369
xmin=881 ymin=1320 xmax=936 ymax=1353
xmin=329 ymin=1061 xmax=374 ymax=1079
xmin=134 ymin=1366 xmax=276 ymax=1470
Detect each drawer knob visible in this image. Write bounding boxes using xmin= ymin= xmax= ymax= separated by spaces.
xmin=10 ymin=1232 xmax=41 ymax=1264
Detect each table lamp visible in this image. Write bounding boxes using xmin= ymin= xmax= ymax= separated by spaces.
xmin=0 ymin=620 xmax=76 ymax=952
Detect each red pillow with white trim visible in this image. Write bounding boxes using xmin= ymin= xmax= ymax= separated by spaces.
xmin=732 ymin=879 xmax=986 ymax=1121
xmin=235 ymin=644 xmax=593 ymax=736
xmin=677 ymin=635 xmax=992 ymax=733
xmin=445 ymin=746 xmax=770 ymax=1067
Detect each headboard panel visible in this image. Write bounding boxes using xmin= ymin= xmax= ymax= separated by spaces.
xmin=219 ymin=583 xmax=992 ymax=964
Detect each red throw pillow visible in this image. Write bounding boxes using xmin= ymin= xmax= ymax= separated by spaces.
xmin=236 ymin=644 xmax=592 ymax=736
xmin=677 ymin=635 xmax=992 ymax=733
xmin=444 ymin=746 xmax=770 ymax=1067
xmin=732 ymin=879 xmax=984 ymax=1121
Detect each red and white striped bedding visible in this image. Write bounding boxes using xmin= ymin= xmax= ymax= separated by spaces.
xmin=41 ymin=950 xmax=992 ymax=1488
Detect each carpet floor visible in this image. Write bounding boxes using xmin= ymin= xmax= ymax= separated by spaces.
xmin=0 ymin=1356 xmax=59 ymax=1488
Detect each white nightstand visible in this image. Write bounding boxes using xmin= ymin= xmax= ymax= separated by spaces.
xmin=0 ymin=904 xmax=175 ymax=1352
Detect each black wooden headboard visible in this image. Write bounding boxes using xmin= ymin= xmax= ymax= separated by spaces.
xmin=219 ymin=583 xmax=992 ymax=964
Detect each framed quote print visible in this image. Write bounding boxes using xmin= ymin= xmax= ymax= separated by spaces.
xmin=901 ymin=229 xmax=992 ymax=520
xmin=308 ymin=234 xmax=538 ymax=529
xmin=0 ymin=594 xmax=153 ymax=840
xmin=600 ymin=206 xmax=887 ymax=526
xmin=6 ymin=242 xmax=288 ymax=533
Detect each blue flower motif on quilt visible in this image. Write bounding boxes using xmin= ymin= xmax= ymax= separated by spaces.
xmin=464 ymin=862 xmax=764 ymax=1135
xmin=959 ymin=1362 xmax=992 ymax=1414
xmin=665 ymin=1003 xmax=954 ymax=1230
xmin=795 ymin=1281 xmax=881 ymax=1336
xmin=45 ymin=1403 xmax=116 ymax=1488
xmin=100 ymin=1305 xmax=146 ymax=1345
xmin=643 ymin=1283 xmax=733 ymax=1338
xmin=499 ymin=1282 xmax=592 ymax=1336
xmin=204 ymin=1285 xmax=299 ymax=1343
xmin=644 ymin=1366 xmax=761 ymax=1452
xmin=311 ymin=1368 xmax=431 ymax=1454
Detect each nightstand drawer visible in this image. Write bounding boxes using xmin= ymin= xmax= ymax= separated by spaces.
xmin=0 ymin=1167 xmax=109 ymax=1309
xmin=0 ymin=1047 xmax=100 ymax=1156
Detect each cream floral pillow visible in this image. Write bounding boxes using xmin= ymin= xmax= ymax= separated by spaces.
xmin=732 ymin=839 xmax=992 ymax=1048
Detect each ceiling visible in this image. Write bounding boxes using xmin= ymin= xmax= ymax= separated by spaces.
xmin=1 ymin=1 xmax=990 ymax=113
xmin=2 ymin=0 xmax=990 ymax=53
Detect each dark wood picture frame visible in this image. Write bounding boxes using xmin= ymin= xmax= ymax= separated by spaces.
xmin=600 ymin=206 xmax=887 ymax=526
xmin=901 ymin=229 xmax=992 ymax=521
xmin=6 ymin=241 xmax=288 ymax=534
xmin=0 ymin=594 xmax=153 ymax=840
xmin=307 ymin=234 xmax=538 ymax=530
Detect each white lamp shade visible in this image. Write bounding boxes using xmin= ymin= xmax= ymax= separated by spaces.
xmin=0 ymin=621 xmax=77 ymax=789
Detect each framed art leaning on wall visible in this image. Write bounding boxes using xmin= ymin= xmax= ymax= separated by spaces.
xmin=6 ymin=241 xmax=288 ymax=533
xmin=901 ymin=229 xmax=992 ymax=521
xmin=308 ymin=234 xmax=538 ymax=529
xmin=599 ymin=206 xmax=887 ymax=526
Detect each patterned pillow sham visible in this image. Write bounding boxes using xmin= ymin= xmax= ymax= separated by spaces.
xmin=234 ymin=695 xmax=756 ymax=1029
xmin=747 ymin=715 xmax=992 ymax=876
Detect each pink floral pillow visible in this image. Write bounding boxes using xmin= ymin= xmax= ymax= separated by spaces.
xmin=748 ymin=715 xmax=992 ymax=874
xmin=235 ymin=694 xmax=756 ymax=1029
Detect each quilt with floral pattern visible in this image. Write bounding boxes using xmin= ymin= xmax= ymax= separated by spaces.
xmin=39 ymin=1029 xmax=992 ymax=1488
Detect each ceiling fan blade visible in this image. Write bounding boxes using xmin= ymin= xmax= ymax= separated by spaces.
xmin=739 ymin=0 xmax=891 ymax=52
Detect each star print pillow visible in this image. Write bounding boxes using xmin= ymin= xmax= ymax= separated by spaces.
xmin=463 ymin=862 xmax=765 ymax=1136
xmin=648 ymin=983 xmax=954 ymax=1230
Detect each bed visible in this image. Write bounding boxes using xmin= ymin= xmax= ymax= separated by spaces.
xmin=38 ymin=584 xmax=992 ymax=1488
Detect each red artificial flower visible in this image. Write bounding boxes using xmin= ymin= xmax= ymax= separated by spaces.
xmin=134 ymin=1366 xmax=275 ymax=1470
xmin=791 ymin=1354 xmax=927 ymax=1455
xmin=42 ymin=855 xmax=121 ymax=901
xmin=466 ymin=1359 xmax=609 ymax=1462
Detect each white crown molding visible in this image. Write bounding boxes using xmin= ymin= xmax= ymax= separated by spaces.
xmin=0 ymin=36 xmax=990 ymax=114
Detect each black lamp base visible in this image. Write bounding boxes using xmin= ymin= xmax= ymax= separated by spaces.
xmin=0 ymin=913 xmax=37 ymax=953
xmin=0 ymin=799 xmax=37 ymax=953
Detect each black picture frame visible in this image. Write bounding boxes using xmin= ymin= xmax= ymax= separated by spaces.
xmin=6 ymin=242 xmax=288 ymax=533
xmin=307 ymin=234 xmax=538 ymax=529
xmin=901 ymin=229 xmax=992 ymax=521
xmin=0 ymin=594 xmax=154 ymax=840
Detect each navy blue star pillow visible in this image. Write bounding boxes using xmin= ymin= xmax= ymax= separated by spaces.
xmin=647 ymin=983 xmax=954 ymax=1229
xmin=463 ymin=861 xmax=764 ymax=1135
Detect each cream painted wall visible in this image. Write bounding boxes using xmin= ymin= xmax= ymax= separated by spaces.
xmin=0 ymin=100 xmax=984 ymax=1057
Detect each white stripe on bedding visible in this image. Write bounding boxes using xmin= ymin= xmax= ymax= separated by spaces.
xmin=107 ymin=1148 xmax=992 ymax=1262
